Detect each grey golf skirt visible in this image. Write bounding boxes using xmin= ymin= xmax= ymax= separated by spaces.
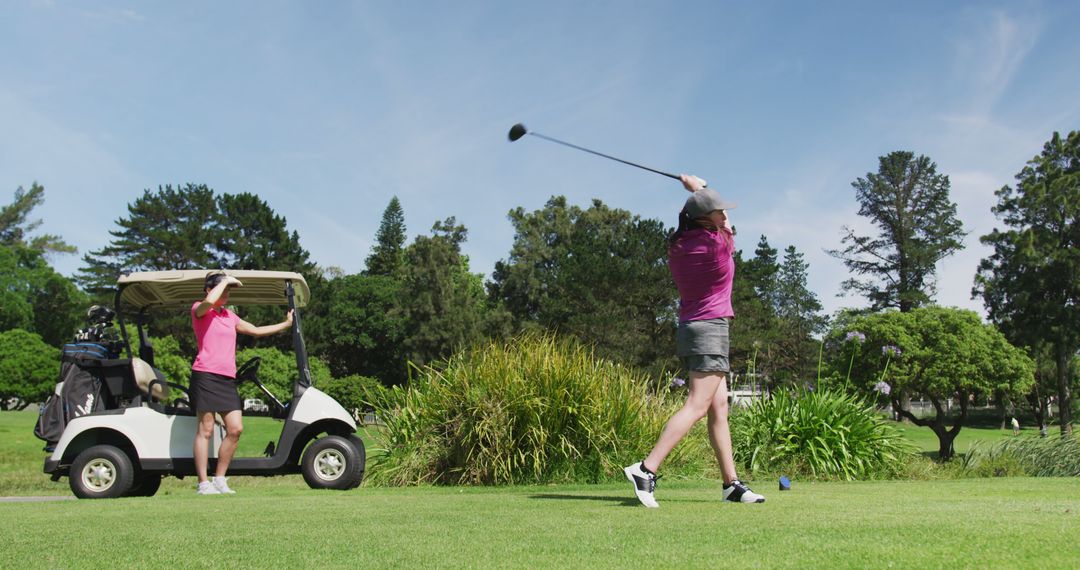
xmin=676 ymin=317 xmax=731 ymax=373
xmin=189 ymin=370 xmax=242 ymax=413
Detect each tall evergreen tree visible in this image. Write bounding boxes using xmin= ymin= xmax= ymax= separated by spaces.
xmin=77 ymin=184 xmax=222 ymax=299
xmin=0 ymin=182 xmax=76 ymax=257
xmin=78 ymin=184 xmax=316 ymax=350
xmin=829 ymin=151 xmax=966 ymax=312
xmin=774 ymin=245 xmax=826 ymax=382
xmin=975 ymin=130 xmax=1080 ymax=436
xmin=398 ymin=218 xmax=489 ymax=368
xmin=365 ymin=196 xmax=406 ymax=276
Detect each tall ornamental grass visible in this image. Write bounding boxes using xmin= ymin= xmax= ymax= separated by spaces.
xmin=730 ymin=388 xmax=917 ymax=480
xmin=366 ymin=334 xmax=701 ymax=486
xmin=963 ymin=435 xmax=1080 ymax=477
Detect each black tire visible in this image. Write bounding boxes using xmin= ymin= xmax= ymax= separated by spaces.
xmin=127 ymin=473 xmax=162 ymax=497
xmin=301 ymin=435 xmax=365 ymax=490
xmin=69 ymin=445 xmax=135 ymax=499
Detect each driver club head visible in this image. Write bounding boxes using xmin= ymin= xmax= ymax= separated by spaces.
xmin=508 ymin=123 xmax=528 ymax=142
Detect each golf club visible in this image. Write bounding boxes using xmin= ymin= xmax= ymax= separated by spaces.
xmin=508 ymin=123 xmax=681 ymax=181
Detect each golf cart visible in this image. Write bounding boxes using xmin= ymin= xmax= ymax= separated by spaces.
xmin=41 ymin=270 xmax=365 ymax=498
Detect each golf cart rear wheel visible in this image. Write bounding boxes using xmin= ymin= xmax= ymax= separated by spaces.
xmin=127 ymin=473 xmax=162 ymax=497
xmin=301 ymin=435 xmax=364 ymax=490
xmin=70 ymin=445 xmax=135 ymax=499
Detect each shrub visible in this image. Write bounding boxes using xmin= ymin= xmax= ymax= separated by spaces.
xmin=320 ymin=374 xmax=387 ymax=415
xmin=963 ymin=436 xmax=1080 ymax=477
xmin=730 ymin=388 xmax=917 ymax=480
xmin=367 ymin=333 xmax=701 ymax=486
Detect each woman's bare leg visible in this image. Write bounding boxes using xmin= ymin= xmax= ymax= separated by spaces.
xmin=214 ymin=410 xmax=244 ymax=477
xmin=643 ymin=372 xmax=722 ymax=472
xmin=194 ymin=412 xmax=216 ymax=483
xmin=706 ymin=374 xmax=738 ymax=484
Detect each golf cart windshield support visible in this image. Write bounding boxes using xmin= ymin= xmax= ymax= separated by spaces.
xmin=286 ymin=280 xmax=312 ymax=396
xmin=114 ymin=287 xmax=135 ymax=360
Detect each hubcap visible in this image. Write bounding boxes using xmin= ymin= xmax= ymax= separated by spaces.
xmin=81 ymin=458 xmax=116 ymax=492
xmin=313 ymin=448 xmax=346 ymax=481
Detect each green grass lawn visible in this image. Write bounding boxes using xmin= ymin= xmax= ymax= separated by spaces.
xmin=1 ymin=478 xmax=1076 ymax=568
xmin=2 ymin=410 xmax=1077 ymax=567
xmin=886 ymin=419 xmax=1064 ymax=458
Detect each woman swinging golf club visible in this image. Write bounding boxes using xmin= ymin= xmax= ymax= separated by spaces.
xmin=624 ymin=175 xmax=765 ymax=507
xmin=190 ymin=271 xmax=293 ymax=495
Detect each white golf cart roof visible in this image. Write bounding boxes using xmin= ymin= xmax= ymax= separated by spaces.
xmin=116 ymin=270 xmax=309 ymax=310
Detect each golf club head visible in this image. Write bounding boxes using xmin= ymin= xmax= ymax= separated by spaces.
xmin=508 ymin=123 xmax=528 ymax=142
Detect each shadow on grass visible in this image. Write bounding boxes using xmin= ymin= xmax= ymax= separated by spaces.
xmin=528 ymin=493 xmax=640 ymax=507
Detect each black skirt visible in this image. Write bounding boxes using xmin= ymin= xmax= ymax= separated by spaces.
xmin=189 ymin=370 xmax=242 ymax=413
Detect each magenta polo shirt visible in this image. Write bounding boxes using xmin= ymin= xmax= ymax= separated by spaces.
xmin=191 ymin=302 xmax=240 ymax=378
xmin=668 ymin=228 xmax=736 ymax=322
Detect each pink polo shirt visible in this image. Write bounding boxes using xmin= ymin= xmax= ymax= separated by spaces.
xmin=668 ymin=228 xmax=736 ymax=322
xmin=191 ymin=302 xmax=240 ymax=378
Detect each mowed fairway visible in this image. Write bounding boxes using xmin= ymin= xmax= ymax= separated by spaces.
xmin=2 ymin=411 xmax=1077 ymax=567
xmin=1 ymin=478 xmax=1077 ymax=568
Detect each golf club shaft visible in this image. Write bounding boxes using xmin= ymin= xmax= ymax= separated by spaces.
xmin=528 ymin=132 xmax=680 ymax=180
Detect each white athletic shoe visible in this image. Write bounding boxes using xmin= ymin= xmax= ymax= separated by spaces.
xmin=723 ymin=479 xmax=765 ymax=503
xmin=212 ymin=476 xmax=236 ymax=494
xmin=196 ymin=481 xmax=221 ymax=495
xmin=624 ymin=462 xmax=660 ymax=508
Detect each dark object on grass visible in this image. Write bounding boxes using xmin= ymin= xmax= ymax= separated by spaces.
xmin=779 ymin=476 xmax=791 ymax=491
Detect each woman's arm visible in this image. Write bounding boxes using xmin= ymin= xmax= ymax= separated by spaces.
xmin=236 ymin=310 xmax=294 ymax=338
xmin=194 ymin=276 xmax=243 ymax=318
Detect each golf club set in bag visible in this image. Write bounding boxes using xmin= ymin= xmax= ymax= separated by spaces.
xmin=34 ymin=306 xmax=131 ymax=451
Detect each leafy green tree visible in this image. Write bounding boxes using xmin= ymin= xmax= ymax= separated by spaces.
xmin=488 ymin=197 xmax=677 ymax=372
xmin=234 ymin=346 xmax=332 ymax=401
xmin=975 ymin=131 xmax=1080 ymax=436
xmin=0 ymin=329 xmax=60 ymax=410
xmin=365 ymin=197 xmax=406 ymax=277
xmin=830 ymin=307 xmax=1034 ymax=459
xmin=829 ymin=151 xmax=966 ymax=312
xmin=1 ymin=183 xmax=76 ymax=257
xmin=306 ymin=273 xmax=406 ymax=385
xmin=398 ymin=218 xmax=491 ymax=368
xmin=0 ymin=246 xmax=87 ymax=347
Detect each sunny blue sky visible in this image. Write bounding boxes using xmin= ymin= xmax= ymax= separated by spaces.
xmin=3 ymin=1 xmax=1078 ymax=318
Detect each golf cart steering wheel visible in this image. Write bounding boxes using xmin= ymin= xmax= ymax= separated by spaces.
xmin=236 ymin=356 xmax=262 ymax=384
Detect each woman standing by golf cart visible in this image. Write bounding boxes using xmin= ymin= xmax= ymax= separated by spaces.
xmin=191 ymin=272 xmax=293 ymax=495
xmin=624 ymin=174 xmax=765 ymax=508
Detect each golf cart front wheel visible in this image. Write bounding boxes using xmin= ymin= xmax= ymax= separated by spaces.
xmin=301 ymin=435 xmax=364 ymax=490
xmin=70 ymin=445 xmax=135 ymax=499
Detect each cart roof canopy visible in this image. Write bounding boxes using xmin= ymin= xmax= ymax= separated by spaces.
xmin=116 ymin=270 xmax=309 ymax=310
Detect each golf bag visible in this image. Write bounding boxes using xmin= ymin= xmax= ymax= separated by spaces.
xmin=34 ymin=344 xmax=113 ymax=449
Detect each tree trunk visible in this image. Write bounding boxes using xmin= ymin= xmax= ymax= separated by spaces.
xmin=1056 ymin=345 xmax=1073 ymax=437
xmin=898 ymin=389 xmax=913 ymax=424
xmin=1027 ymin=390 xmax=1046 ymax=434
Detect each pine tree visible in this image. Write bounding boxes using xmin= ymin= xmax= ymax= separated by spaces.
xmin=365 ymin=197 xmax=406 ymax=277
xmin=829 ymin=151 xmax=966 ymax=312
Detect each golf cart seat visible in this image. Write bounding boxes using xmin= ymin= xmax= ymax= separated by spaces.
xmin=131 ymin=357 xmax=169 ymax=400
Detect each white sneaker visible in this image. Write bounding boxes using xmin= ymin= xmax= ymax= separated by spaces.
xmin=212 ymin=476 xmax=236 ymax=494
xmin=723 ymin=479 xmax=765 ymax=503
xmin=196 ymin=481 xmax=221 ymax=495
xmin=623 ymin=462 xmax=660 ymax=508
